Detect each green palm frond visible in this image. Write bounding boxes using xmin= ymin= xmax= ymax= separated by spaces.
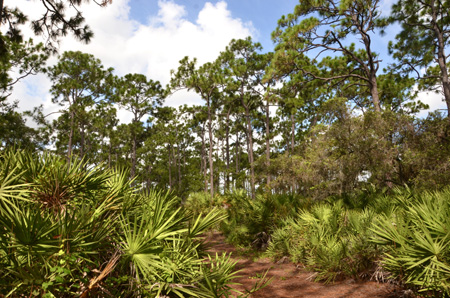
xmin=118 ymin=213 xmax=167 ymax=282
xmin=189 ymin=208 xmax=227 ymax=238
xmin=0 ymin=151 xmax=241 ymax=297
xmin=372 ymin=188 xmax=450 ymax=295
xmin=15 ymin=152 xmax=108 ymax=209
xmin=0 ymin=165 xmax=31 ymax=209
xmin=98 ymin=167 xmax=134 ymax=214
xmin=54 ymin=205 xmax=111 ymax=255
xmin=197 ymin=253 xmax=242 ymax=298
xmin=1 ymin=204 xmax=58 ymax=263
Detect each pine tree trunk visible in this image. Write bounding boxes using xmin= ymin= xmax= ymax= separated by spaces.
xmin=207 ymin=97 xmax=214 ymax=199
xmin=108 ymin=142 xmax=112 ymax=168
xmin=168 ymin=144 xmax=172 ymax=188
xmin=431 ymin=4 xmax=450 ymax=120
xmin=201 ymin=124 xmax=208 ymax=193
xmin=68 ymin=109 xmax=75 ymax=162
xmin=131 ymin=129 xmax=136 ymax=179
xmin=225 ymin=108 xmax=231 ymax=192
xmin=370 ymin=73 xmax=381 ymax=113
xmin=177 ymin=142 xmax=181 ymax=190
xmin=80 ymin=123 xmax=85 ymax=159
xmin=0 ymin=0 xmax=4 ymax=24
xmin=244 ymin=107 xmax=256 ymax=199
xmin=361 ymin=26 xmax=381 ymax=113
xmin=265 ymin=99 xmax=271 ymax=187
xmin=291 ymin=113 xmax=295 ymax=153
xmin=235 ymin=131 xmax=240 ymax=188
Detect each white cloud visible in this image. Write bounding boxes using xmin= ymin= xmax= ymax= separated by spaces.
xmin=416 ymin=90 xmax=448 ymax=118
xmin=9 ymin=0 xmax=256 ymax=123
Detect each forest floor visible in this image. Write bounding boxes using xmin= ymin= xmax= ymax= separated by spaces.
xmin=204 ymin=231 xmax=407 ymax=298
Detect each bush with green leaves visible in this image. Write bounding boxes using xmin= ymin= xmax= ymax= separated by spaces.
xmin=220 ymin=189 xmax=307 ymax=249
xmin=184 ymin=191 xmax=225 ymax=217
xmin=266 ymin=186 xmax=450 ymax=294
xmin=0 ymin=150 xmax=253 ymax=297
xmin=266 ymin=199 xmax=383 ymax=282
xmin=372 ymin=188 xmax=450 ymax=296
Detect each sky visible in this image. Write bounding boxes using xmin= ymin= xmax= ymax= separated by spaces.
xmin=9 ymin=0 xmax=448 ymax=123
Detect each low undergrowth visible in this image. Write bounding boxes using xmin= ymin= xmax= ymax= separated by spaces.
xmin=0 ymin=150 xmax=267 ymax=297
xmin=188 ymin=187 xmax=450 ymax=297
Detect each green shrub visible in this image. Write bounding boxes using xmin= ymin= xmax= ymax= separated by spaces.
xmin=220 ymin=190 xmax=307 ymax=249
xmin=265 ymin=217 xmax=305 ymax=262
xmin=372 ymin=188 xmax=450 ymax=296
xmin=266 ymin=200 xmax=382 ymax=282
xmin=0 ymin=150 xmax=244 ymax=297
xmin=184 ymin=191 xmax=225 ymax=216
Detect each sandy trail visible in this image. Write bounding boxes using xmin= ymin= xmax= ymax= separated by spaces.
xmin=204 ymin=232 xmax=401 ymax=298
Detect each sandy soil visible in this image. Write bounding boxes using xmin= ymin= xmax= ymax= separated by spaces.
xmin=204 ymin=232 xmax=403 ymax=298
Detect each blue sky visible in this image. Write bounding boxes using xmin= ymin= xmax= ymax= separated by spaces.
xmin=128 ymin=0 xmax=297 ymax=51
xmin=10 ymin=0 xmax=447 ymax=121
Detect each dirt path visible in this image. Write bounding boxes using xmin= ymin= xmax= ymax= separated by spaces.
xmin=205 ymin=232 xmax=401 ymax=298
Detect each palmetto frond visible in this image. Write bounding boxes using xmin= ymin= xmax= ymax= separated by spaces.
xmin=0 ymin=150 xmax=239 ymax=297
xmin=372 ymin=188 xmax=450 ymax=295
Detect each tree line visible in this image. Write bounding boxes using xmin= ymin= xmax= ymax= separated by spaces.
xmin=1 ymin=0 xmax=450 ymax=199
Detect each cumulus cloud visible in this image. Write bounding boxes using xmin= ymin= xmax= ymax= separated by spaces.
xmin=416 ymin=90 xmax=448 ymax=118
xmin=10 ymin=0 xmax=256 ymax=123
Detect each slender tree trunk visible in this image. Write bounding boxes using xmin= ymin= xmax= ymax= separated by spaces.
xmin=369 ymin=73 xmax=381 ymax=113
xmin=207 ymin=98 xmax=214 ymax=199
xmin=360 ymin=27 xmax=381 ymax=113
xmin=201 ymin=124 xmax=208 ymax=192
xmin=291 ymin=112 xmax=297 ymax=193
xmin=221 ymin=138 xmax=225 ymax=192
xmin=235 ymin=131 xmax=240 ymax=188
xmin=291 ymin=113 xmax=295 ymax=153
xmin=80 ymin=123 xmax=85 ymax=159
xmin=168 ymin=144 xmax=172 ymax=188
xmin=285 ymin=121 xmax=289 ymax=153
xmin=265 ymin=99 xmax=271 ymax=187
xmin=244 ymin=105 xmax=256 ymax=199
xmin=0 ymin=0 xmax=5 ymax=59
xmin=225 ymin=108 xmax=231 ymax=192
xmin=68 ymin=109 xmax=75 ymax=162
xmin=431 ymin=3 xmax=450 ymax=119
xmin=131 ymin=128 xmax=136 ymax=179
xmin=108 ymin=142 xmax=112 ymax=168
xmin=176 ymin=142 xmax=181 ymax=190
xmin=200 ymin=131 xmax=204 ymax=176
xmin=183 ymin=149 xmax=186 ymax=171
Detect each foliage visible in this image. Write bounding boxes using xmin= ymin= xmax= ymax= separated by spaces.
xmin=0 ymin=150 xmax=246 ymax=297
xmin=0 ymin=100 xmax=45 ymax=149
xmin=372 ymin=188 xmax=450 ymax=296
xmin=264 ymin=187 xmax=450 ymax=295
xmin=266 ymin=198 xmax=383 ymax=283
xmin=1 ymin=0 xmax=112 ymax=50
xmin=388 ymin=0 xmax=450 ymax=115
xmin=4 ymin=1 xmax=450 ymax=295
xmin=220 ymin=189 xmax=307 ymax=249
xmin=271 ymin=0 xmax=387 ymax=112
xmin=48 ymin=50 xmax=114 ymax=160
xmin=114 ymin=73 xmax=165 ymax=178
xmin=184 ymin=191 xmax=225 ymax=217
xmin=0 ymin=36 xmax=49 ymax=100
